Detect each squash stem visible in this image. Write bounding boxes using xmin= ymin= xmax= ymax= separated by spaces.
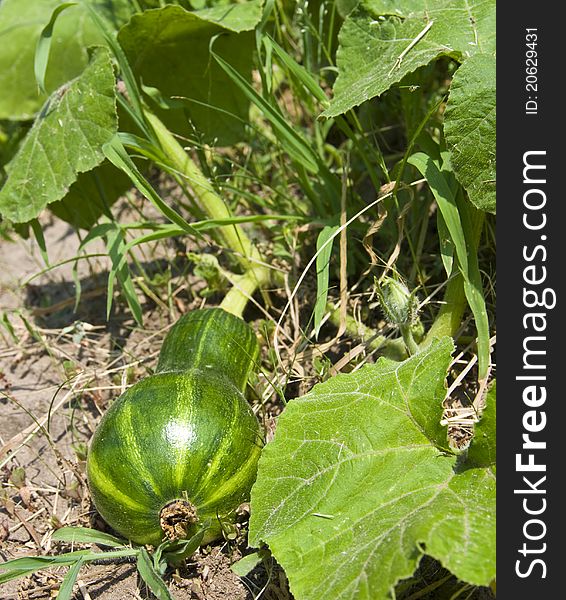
xmin=422 ymin=210 xmax=485 ymax=345
xmin=400 ymin=323 xmax=419 ymax=356
xmin=422 ymin=272 xmax=467 ymax=343
xmin=220 ymin=266 xmax=271 ymax=319
xmin=144 ymin=110 xmax=260 ymax=271
xmin=144 ymin=110 xmax=270 ymax=315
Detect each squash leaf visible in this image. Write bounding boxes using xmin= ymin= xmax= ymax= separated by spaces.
xmin=250 ymin=338 xmax=496 ymax=600
xmin=324 ymin=0 xmax=496 ymax=117
xmin=336 ymin=0 xmax=361 ymax=18
xmin=0 ymin=47 xmax=118 ymax=223
xmin=48 ymin=160 xmax=131 ymax=230
xmin=0 ymin=0 xmax=132 ymax=121
xmin=444 ymin=53 xmax=496 ymax=214
xmin=118 ymin=2 xmax=263 ymax=145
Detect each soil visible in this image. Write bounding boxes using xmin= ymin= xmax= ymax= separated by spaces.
xmin=0 ymin=217 xmax=289 ymax=600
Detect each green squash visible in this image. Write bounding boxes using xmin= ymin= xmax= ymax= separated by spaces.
xmin=86 ymin=308 xmax=263 ymax=546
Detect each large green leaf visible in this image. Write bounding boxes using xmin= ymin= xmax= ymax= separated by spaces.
xmin=324 ymin=0 xmax=496 ymax=117
xmin=49 ymin=160 xmax=131 ymax=229
xmin=194 ymin=1 xmax=263 ymax=30
xmin=0 ymin=47 xmax=118 ymax=223
xmin=0 ymin=0 xmax=132 ymax=121
xmin=336 ymin=0 xmax=361 ymax=17
xmin=444 ymin=54 xmax=496 ymax=213
xmin=118 ymin=2 xmax=262 ymax=145
xmin=250 ymin=339 xmax=496 ymax=600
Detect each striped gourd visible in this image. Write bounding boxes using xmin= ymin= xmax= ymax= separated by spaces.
xmin=86 ymin=308 xmax=263 ymax=546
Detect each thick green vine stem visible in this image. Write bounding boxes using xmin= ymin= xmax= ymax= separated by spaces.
xmin=400 ymin=323 xmax=419 ymax=356
xmin=144 ymin=110 xmax=270 ymax=316
xmin=422 ymin=272 xmax=467 ymax=343
xmin=422 ymin=210 xmax=485 ymax=346
xmin=145 ymin=111 xmax=261 ymax=261
xmin=220 ymin=266 xmax=271 ymax=319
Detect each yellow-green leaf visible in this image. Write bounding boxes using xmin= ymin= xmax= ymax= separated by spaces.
xmin=250 ymin=339 xmax=495 ymax=599
xmin=0 ymin=47 xmax=118 ymax=223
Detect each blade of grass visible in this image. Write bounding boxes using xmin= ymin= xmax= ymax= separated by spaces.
xmin=240 ymin=34 xmax=342 ymax=213
xmin=123 ymin=225 xmax=185 ymax=252
xmin=437 ymin=209 xmax=454 ymax=277
xmin=105 ymin=226 xmax=143 ymax=325
xmin=55 ymin=556 xmax=85 ymax=600
xmin=256 ymin=30 xmax=274 ymax=97
xmin=77 ymin=221 xmax=141 ymax=321
xmin=314 ymin=224 xmax=339 ymax=338
xmin=0 ymin=551 xmax=90 ymax=574
xmin=116 ymin=93 xmax=153 ymax=143
xmin=408 ymin=153 xmax=469 ymax=271
xmin=71 ymin=256 xmax=82 ymax=312
xmin=455 ymin=188 xmax=489 ymax=380
xmin=211 ymin=47 xmax=321 ymax=174
xmin=84 ymin=2 xmax=151 ymax=139
xmin=103 ymin=137 xmax=202 ymax=239
xmin=79 ymin=222 xmax=117 ymax=249
xmin=23 ymin=253 xmax=108 ymax=286
xmin=408 ymin=152 xmax=489 ymax=378
xmin=0 ymin=568 xmax=39 ymax=584
xmin=118 ymin=131 xmax=168 ymax=164
xmin=0 ymin=549 xmax=138 ymax=585
xmin=0 ymin=550 xmax=138 ymax=574
xmin=137 ymin=548 xmax=174 ymax=600
xmin=107 ymin=212 xmax=300 ymax=276
xmin=19 ymin=312 xmax=44 ymax=344
xmin=34 ymin=3 xmax=77 ymax=95
xmin=394 ymin=100 xmax=444 ymax=198
xmin=1 ymin=312 xmax=18 ymax=344
xmin=192 ymin=214 xmax=302 ymax=230
xmin=267 ymin=36 xmax=329 ymax=106
xmin=30 ymin=218 xmax=49 ymax=267
xmin=52 ymin=527 xmax=127 ymax=548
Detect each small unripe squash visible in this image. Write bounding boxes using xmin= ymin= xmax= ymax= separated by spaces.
xmin=86 ymin=308 xmax=263 ymax=546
